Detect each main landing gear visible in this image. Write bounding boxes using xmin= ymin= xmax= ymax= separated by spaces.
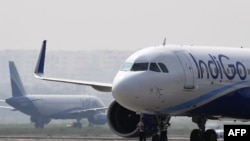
xmin=72 ymin=119 xmax=82 ymax=128
xmin=35 ymin=122 xmax=44 ymax=129
xmin=190 ymin=117 xmax=217 ymax=141
xmin=152 ymin=116 xmax=217 ymax=141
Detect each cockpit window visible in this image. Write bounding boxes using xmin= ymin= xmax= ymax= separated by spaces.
xmin=158 ymin=63 xmax=169 ymax=73
xmin=150 ymin=63 xmax=161 ymax=72
xmin=131 ymin=63 xmax=149 ymax=71
xmin=121 ymin=62 xmax=168 ymax=73
xmin=120 ymin=63 xmax=133 ymax=71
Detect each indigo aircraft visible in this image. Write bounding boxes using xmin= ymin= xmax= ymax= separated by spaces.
xmin=3 ymin=61 xmax=106 ymax=128
xmin=35 ymin=40 xmax=250 ymax=141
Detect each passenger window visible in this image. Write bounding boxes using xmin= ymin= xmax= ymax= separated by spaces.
xmin=150 ymin=63 xmax=161 ymax=72
xmin=158 ymin=63 xmax=169 ymax=73
xmin=131 ymin=63 xmax=149 ymax=71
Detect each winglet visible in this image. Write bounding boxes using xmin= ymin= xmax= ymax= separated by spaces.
xmin=163 ymin=37 xmax=166 ymax=46
xmin=33 ymin=40 xmax=112 ymax=92
xmin=34 ymin=40 xmax=47 ymax=77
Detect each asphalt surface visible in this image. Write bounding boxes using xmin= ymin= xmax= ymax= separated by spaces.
xmin=0 ymin=136 xmax=224 ymax=141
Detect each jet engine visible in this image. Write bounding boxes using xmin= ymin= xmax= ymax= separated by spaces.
xmin=107 ymin=101 xmax=158 ymax=137
xmin=30 ymin=116 xmax=51 ymax=124
xmin=30 ymin=116 xmax=51 ymax=128
xmin=88 ymin=112 xmax=107 ymax=125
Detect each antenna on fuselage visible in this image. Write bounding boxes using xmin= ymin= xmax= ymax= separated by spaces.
xmin=163 ymin=37 xmax=166 ymax=46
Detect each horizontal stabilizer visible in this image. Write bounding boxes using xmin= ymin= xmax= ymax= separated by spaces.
xmin=0 ymin=106 xmax=15 ymax=110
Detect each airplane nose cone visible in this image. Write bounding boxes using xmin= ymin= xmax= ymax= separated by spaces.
xmin=112 ymin=72 xmax=144 ymax=110
xmin=112 ymin=76 xmax=132 ymax=102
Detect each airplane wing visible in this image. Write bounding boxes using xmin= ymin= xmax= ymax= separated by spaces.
xmin=34 ymin=40 xmax=112 ymax=92
xmin=68 ymin=107 xmax=107 ymax=115
xmin=55 ymin=107 xmax=107 ymax=119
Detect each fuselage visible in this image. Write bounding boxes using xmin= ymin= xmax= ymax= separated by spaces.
xmin=6 ymin=95 xmax=105 ymax=119
xmin=112 ymin=45 xmax=250 ymax=119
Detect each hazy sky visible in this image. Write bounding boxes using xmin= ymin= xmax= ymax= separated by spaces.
xmin=1 ymin=0 xmax=250 ymax=51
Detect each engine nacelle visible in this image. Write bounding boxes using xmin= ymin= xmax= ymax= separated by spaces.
xmin=107 ymin=101 xmax=158 ymax=137
xmin=30 ymin=116 xmax=51 ymax=125
xmin=88 ymin=112 xmax=107 ymax=125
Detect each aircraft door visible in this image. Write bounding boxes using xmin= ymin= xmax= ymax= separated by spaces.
xmin=175 ymin=52 xmax=194 ymax=89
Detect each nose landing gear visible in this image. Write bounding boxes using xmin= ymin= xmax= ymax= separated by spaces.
xmin=152 ymin=115 xmax=171 ymax=141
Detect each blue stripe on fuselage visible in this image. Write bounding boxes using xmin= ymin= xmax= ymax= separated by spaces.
xmin=162 ymin=81 xmax=247 ymax=113
xmin=186 ymin=87 xmax=250 ymax=119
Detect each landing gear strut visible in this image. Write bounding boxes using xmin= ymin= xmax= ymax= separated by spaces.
xmin=190 ymin=117 xmax=217 ymax=141
xmin=35 ymin=122 xmax=44 ymax=129
xmin=72 ymin=119 xmax=82 ymax=128
xmin=152 ymin=115 xmax=171 ymax=141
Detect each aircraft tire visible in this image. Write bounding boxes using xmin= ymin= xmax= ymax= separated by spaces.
xmin=152 ymin=134 xmax=159 ymax=141
xmin=35 ymin=123 xmax=44 ymax=129
xmin=78 ymin=123 xmax=82 ymax=128
xmin=40 ymin=124 xmax=44 ymax=129
xmin=72 ymin=122 xmax=82 ymax=128
xmin=205 ymin=129 xmax=217 ymax=141
xmin=190 ymin=129 xmax=203 ymax=141
xmin=35 ymin=123 xmax=39 ymax=129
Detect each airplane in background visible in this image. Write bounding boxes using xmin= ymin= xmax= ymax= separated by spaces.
xmin=34 ymin=40 xmax=250 ymax=141
xmin=3 ymin=61 xmax=107 ymax=129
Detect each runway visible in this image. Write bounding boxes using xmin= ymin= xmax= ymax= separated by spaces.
xmin=0 ymin=136 xmax=223 ymax=141
xmin=0 ymin=136 xmax=189 ymax=141
xmin=0 ymin=123 xmax=224 ymax=141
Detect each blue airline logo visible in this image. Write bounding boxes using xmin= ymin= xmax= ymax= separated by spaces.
xmin=189 ymin=53 xmax=247 ymax=80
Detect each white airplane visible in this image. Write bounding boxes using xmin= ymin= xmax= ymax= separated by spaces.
xmin=4 ymin=61 xmax=107 ymax=129
xmin=34 ymin=40 xmax=250 ymax=141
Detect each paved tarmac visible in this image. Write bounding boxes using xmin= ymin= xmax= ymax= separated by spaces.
xmin=0 ymin=136 xmax=224 ymax=141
